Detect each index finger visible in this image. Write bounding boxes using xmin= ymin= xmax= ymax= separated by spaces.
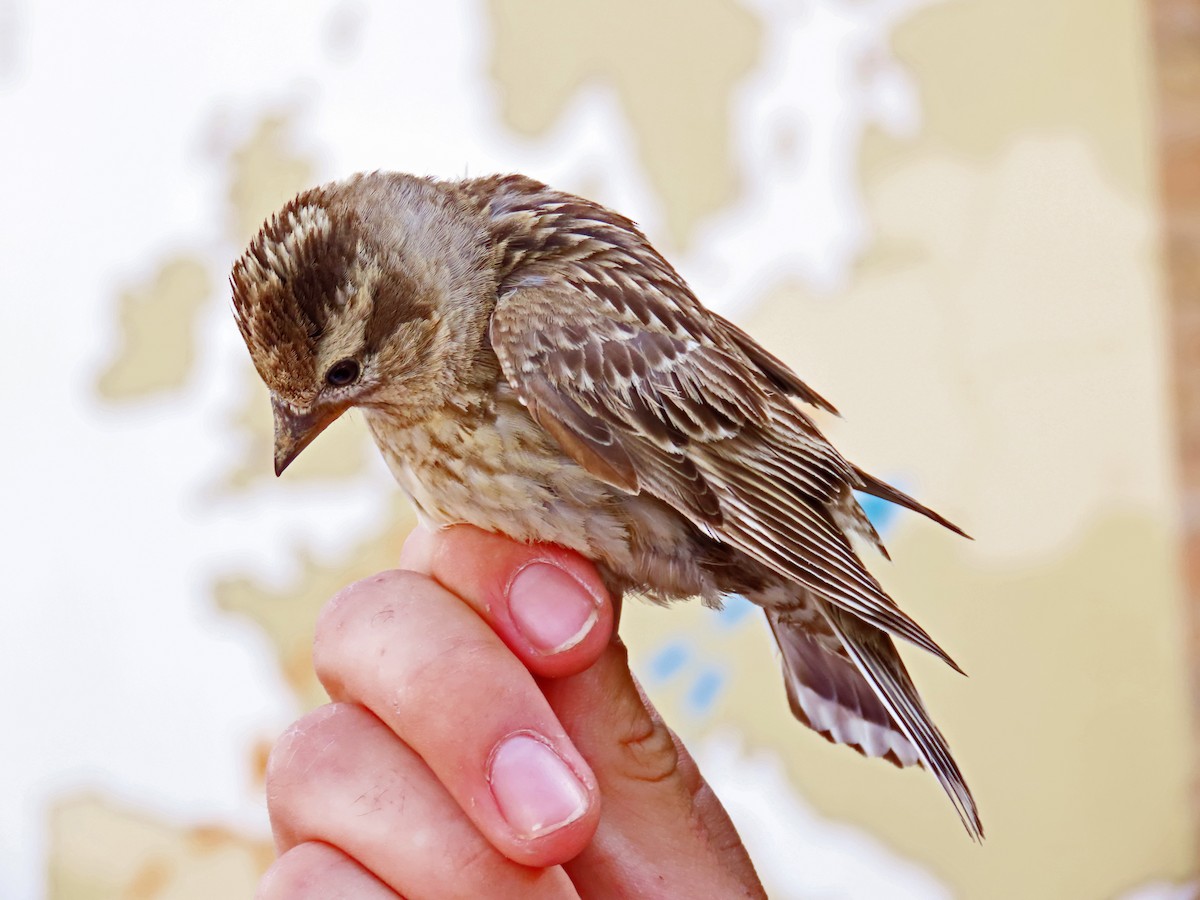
xmin=400 ymin=524 xmax=616 ymax=679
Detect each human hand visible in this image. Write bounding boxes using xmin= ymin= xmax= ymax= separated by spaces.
xmin=256 ymin=523 xmax=765 ymax=899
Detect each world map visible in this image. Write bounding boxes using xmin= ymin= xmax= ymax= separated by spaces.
xmin=1 ymin=0 xmax=1194 ymax=897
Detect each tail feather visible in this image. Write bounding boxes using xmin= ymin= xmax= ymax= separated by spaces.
xmin=767 ymin=610 xmax=918 ymax=767
xmin=852 ymin=467 xmax=971 ymax=540
xmin=819 ymin=603 xmax=984 ymax=841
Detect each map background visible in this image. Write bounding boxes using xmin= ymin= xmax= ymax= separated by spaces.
xmin=0 ymin=0 xmax=1194 ymax=897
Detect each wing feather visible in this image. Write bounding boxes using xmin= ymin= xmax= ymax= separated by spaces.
xmin=490 ymin=278 xmax=959 ymax=664
xmin=716 ymin=314 xmax=840 ymax=414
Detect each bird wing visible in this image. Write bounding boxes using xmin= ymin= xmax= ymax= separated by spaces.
xmin=489 ymin=277 xmax=957 ymax=667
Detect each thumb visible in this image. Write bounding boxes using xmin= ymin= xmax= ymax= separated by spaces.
xmin=539 ymin=639 xmax=765 ymax=898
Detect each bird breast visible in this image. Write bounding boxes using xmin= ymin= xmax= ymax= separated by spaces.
xmin=364 ymin=382 xmax=635 ymax=567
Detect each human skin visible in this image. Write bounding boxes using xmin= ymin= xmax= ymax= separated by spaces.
xmin=256 ymin=523 xmax=766 ymax=899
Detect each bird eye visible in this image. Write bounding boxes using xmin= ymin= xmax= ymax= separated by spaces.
xmin=325 ymin=358 xmax=360 ymax=387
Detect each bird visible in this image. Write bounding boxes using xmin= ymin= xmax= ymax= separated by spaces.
xmin=231 ymin=171 xmax=982 ymax=839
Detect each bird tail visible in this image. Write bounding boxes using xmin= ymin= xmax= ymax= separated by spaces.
xmin=767 ymin=604 xmax=983 ymax=840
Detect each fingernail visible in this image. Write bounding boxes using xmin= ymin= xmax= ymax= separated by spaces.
xmin=489 ymin=733 xmax=589 ymax=838
xmin=508 ymin=562 xmax=599 ymax=654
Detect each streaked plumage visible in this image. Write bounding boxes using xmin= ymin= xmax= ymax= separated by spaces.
xmin=231 ymin=171 xmax=982 ymax=839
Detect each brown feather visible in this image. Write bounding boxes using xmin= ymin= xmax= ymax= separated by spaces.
xmin=716 ymin=314 xmax=840 ymax=415
xmin=524 ymin=390 xmax=639 ymax=494
xmin=822 ymin=604 xmax=984 ymax=841
xmin=853 ymin=466 xmax=972 ymax=539
xmin=490 ymin=280 xmax=961 ymax=671
xmin=767 ymin=609 xmax=916 ymax=768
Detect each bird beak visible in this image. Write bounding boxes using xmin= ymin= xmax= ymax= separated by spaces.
xmin=272 ymin=397 xmax=346 ymax=476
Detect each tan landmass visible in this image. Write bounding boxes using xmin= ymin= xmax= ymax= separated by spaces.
xmin=47 ymin=795 xmax=272 ymax=900
xmin=883 ymin=0 xmax=1151 ymax=198
xmin=214 ymin=497 xmax=417 ymax=709
xmin=95 ymin=258 xmax=210 ymax=401
xmin=486 ymin=0 xmax=760 ymax=248
xmin=227 ymin=115 xmax=315 ymax=244
xmin=222 ymin=380 xmax=370 ymax=490
xmin=93 ymin=111 xmax=361 ymax=487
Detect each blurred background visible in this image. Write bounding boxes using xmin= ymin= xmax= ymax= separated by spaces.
xmin=2 ymin=0 xmax=1197 ymax=897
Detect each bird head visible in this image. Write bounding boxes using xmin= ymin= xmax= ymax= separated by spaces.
xmin=230 ymin=173 xmax=497 ymax=475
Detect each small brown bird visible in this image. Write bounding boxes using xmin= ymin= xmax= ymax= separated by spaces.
xmin=232 ymin=171 xmax=982 ymax=838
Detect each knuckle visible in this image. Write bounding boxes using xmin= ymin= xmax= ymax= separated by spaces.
xmin=389 ymin=631 xmax=506 ymax=723
xmin=317 ymin=569 xmax=428 ymax=635
xmin=265 ymin=704 xmax=359 ymax=823
xmin=313 ymin=569 xmax=436 ymax=680
xmin=256 ymin=842 xmax=345 ymax=899
xmin=615 ymin=705 xmax=681 ymax=786
xmin=438 ymin=836 xmax=497 ymax=885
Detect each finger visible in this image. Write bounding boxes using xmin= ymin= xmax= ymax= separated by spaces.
xmin=257 ymin=842 xmax=400 ymax=899
xmin=313 ymin=571 xmax=601 ymax=868
xmin=265 ymin=703 xmax=579 ymax=899
xmin=541 ymin=640 xmax=765 ymax=897
xmin=399 ymin=524 xmax=614 ymax=679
